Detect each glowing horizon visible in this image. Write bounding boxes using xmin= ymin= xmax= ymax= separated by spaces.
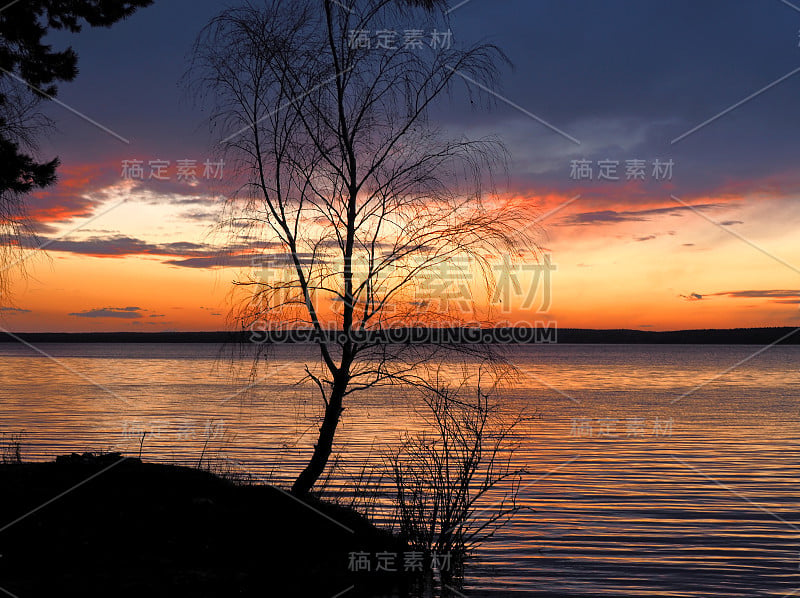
xmin=2 ymin=156 xmax=798 ymax=333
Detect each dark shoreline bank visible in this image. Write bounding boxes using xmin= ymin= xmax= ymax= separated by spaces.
xmin=0 ymin=454 xmax=410 ymax=597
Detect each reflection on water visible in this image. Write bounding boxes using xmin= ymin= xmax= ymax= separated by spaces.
xmin=0 ymin=343 xmax=798 ymax=597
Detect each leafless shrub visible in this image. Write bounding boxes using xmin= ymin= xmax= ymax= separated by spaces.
xmin=387 ymin=378 xmax=529 ymax=565
xmin=0 ymin=431 xmax=24 ymax=464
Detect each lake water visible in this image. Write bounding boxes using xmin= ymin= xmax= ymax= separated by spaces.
xmin=0 ymin=342 xmax=798 ymax=597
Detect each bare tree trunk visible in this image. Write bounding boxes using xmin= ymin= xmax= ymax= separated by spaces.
xmin=291 ymin=378 xmax=347 ymax=495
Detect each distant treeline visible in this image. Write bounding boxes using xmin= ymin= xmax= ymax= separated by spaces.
xmin=1 ymin=327 xmax=798 ymax=345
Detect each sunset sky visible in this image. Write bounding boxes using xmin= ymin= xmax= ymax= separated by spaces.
xmin=2 ymin=0 xmax=800 ymax=332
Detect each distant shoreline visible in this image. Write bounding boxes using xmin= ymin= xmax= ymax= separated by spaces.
xmin=1 ymin=327 xmax=798 ymax=345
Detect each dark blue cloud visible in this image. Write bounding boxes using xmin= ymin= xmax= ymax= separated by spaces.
xmin=560 ymin=202 xmax=725 ymax=225
xmin=165 ymin=253 xmax=267 ymax=269
xmin=7 ymin=234 xmax=215 ymax=258
xmin=69 ymin=307 xmax=144 ymax=319
xmin=681 ymin=289 xmax=800 ymax=304
xmin=36 ymin=1 xmax=800 ymax=204
xmin=440 ymin=1 xmax=800 ymax=197
xmin=712 ymin=289 xmax=800 ymax=300
xmin=680 ymin=293 xmax=704 ymax=301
